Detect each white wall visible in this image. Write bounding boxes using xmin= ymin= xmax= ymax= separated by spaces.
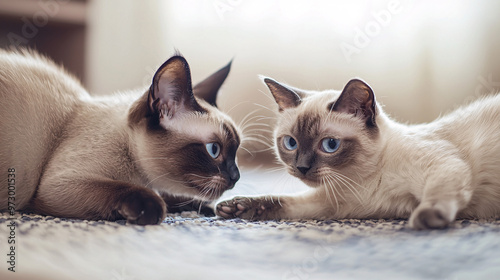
xmin=86 ymin=0 xmax=169 ymax=95
xmin=85 ymin=0 xmax=500 ymax=157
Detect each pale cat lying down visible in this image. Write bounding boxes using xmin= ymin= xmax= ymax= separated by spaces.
xmin=217 ymin=77 xmax=500 ymax=229
xmin=0 ymin=50 xmax=240 ymax=225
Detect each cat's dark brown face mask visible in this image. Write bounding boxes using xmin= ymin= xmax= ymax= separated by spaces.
xmin=264 ymin=77 xmax=379 ymax=187
xmin=128 ymin=55 xmax=240 ymax=201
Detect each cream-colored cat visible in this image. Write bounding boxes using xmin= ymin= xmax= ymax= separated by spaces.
xmin=0 ymin=50 xmax=240 ymax=225
xmin=217 ymin=77 xmax=500 ymax=229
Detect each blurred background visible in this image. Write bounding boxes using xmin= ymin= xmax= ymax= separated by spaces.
xmin=1 ymin=0 xmax=500 ymax=166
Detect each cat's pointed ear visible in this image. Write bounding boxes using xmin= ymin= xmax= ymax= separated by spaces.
xmin=261 ymin=76 xmax=302 ymax=112
xmin=148 ymin=55 xmax=203 ymax=120
xmin=193 ymin=60 xmax=232 ymax=107
xmin=333 ymin=78 xmax=377 ymax=127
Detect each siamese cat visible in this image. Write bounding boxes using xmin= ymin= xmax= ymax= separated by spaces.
xmin=0 ymin=49 xmax=240 ymax=225
xmin=217 ymin=77 xmax=500 ymax=229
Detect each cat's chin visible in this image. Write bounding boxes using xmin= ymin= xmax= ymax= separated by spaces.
xmin=299 ymin=178 xmax=323 ymax=188
xmin=186 ymin=175 xmax=233 ymax=201
xmin=285 ymin=170 xmax=322 ymax=188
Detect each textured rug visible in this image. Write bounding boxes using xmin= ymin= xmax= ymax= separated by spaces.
xmin=1 ymin=170 xmax=500 ymax=280
xmin=1 ymin=212 xmax=500 ymax=280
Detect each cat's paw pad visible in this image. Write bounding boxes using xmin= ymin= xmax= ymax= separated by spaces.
xmin=215 ymin=199 xmax=239 ymax=218
xmin=216 ymin=196 xmax=278 ymax=220
xmin=409 ymin=207 xmax=451 ymax=230
xmin=119 ymin=189 xmax=167 ymax=225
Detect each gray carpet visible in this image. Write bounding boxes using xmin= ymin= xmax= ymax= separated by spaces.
xmin=1 ymin=212 xmax=500 ymax=280
xmin=1 ymin=170 xmax=499 ymax=280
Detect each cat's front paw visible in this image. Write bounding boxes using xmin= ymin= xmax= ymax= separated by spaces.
xmin=409 ymin=207 xmax=451 ymax=230
xmin=118 ymin=189 xmax=167 ymax=225
xmin=216 ymin=196 xmax=282 ymax=220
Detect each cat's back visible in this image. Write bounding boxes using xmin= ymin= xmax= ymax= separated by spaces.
xmin=0 ymin=49 xmax=88 ymax=100
xmin=429 ymin=93 xmax=500 ymax=217
xmin=0 ymin=49 xmax=89 ymax=209
xmin=433 ymin=93 xmax=500 ymax=147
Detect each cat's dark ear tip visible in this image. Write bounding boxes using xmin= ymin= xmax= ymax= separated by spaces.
xmin=165 ymin=55 xmax=189 ymax=66
xmin=226 ymin=58 xmax=233 ymax=68
xmin=172 ymin=48 xmax=184 ymax=57
xmin=258 ymin=75 xmax=275 ymax=85
xmin=162 ymin=49 xmax=190 ymax=68
xmin=219 ymin=59 xmax=232 ymax=76
xmin=346 ymin=78 xmax=372 ymax=90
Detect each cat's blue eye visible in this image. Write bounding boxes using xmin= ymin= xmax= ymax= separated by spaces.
xmin=283 ymin=136 xmax=298 ymax=151
xmin=321 ymin=138 xmax=340 ymax=153
xmin=206 ymin=143 xmax=220 ymax=159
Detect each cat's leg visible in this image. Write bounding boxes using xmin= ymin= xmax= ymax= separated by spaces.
xmin=160 ymin=192 xmax=215 ymax=216
xmin=216 ymin=189 xmax=331 ymax=220
xmin=31 ymin=177 xmax=167 ymax=225
xmin=409 ymin=157 xmax=473 ymax=230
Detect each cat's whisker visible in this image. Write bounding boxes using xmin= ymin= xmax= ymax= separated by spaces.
xmin=250 ymin=112 xmax=277 ymax=122
xmin=241 ymin=131 xmax=273 ymax=139
xmin=241 ymin=117 xmax=275 ymax=126
xmin=277 ymin=194 xmax=284 ymax=208
xmin=241 ymin=130 xmax=273 ymax=140
xmin=242 ymin=128 xmax=274 ymax=136
xmin=238 ymin=107 xmax=261 ymax=124
xmin=272 ymin=171 xmax=288 ymax=207
xmin=253 ymin=147 xmax=276 ymax=153
xmin=145 ymin=172 xmax=174 ymax=189
xmin=332 ymin=173 xmax=363 ymax=204
xmin=334 ymin=171 xmax=368 ymax=191
xmin=173 ymin=198 xmax=196 ymax=208
xmin=187 ymin=173 xmax=213 ymax=179
xmin=241 ymin=136 xmax=273 ymax=149
xmin=316 ymin=167 xmax=365 ymax=197
xmin=241 ymin=135 xmax=273 ymax=146
xmin=225 ymin=101 xmax=254 ymax=116
xmin=238 ymin=108 xmax=264 ymax=129
xmin=242 ymin=130 xmax=272 ymax=138
xmin=326 ymin=173 xmax=347 ymax=201
xmin=199 ymin=180 xmax=215 ymax=195
xmin=320 ymin=176 xmax=332 ymax=206
xmin=240 ymin=122 xmax=273 ymax=136
xmin=188 ymin=178 xmax=211 ymax=184
xmin=204 ymin=183 xmax=215 ymax=200
xmin=238 ymin=145 xmax=255 ymax=157
xmin=265 ymin=192 xmax=282 ymax=208
xmin=323 ymin=174 xmax=340 ymax=210
xmin=197 ymin=201 xmax=204 ymax=215
xmin=267 ymin=170 xmax=290 ymax=208
xmin=241 ymin=139 xmax=273 ymax=150
xmin=238 ymin=112 xmax=275 ymax=132
xmin=240 ymin=146 xmax=275 ymax=155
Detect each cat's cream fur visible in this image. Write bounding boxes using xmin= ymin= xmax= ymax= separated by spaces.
xmin=217 ymin=77 xmax=500 ymax=229
xmin=0 ymin=49 xmax=240 ymax=225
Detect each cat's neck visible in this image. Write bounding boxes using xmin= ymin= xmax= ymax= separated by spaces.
xmin=368 ymin=107 xmax=431 ymax=194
